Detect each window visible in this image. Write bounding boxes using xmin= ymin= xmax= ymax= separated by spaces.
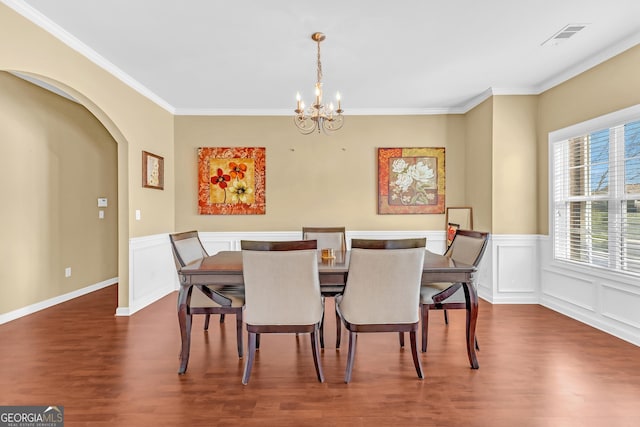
xmin=552 ymin=108 xmax=640 ymax=276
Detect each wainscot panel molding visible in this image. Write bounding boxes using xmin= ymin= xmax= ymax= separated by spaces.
xmin=124 ymin=231 xmax=640 ymax=347
xmin=126 ymin=234 xmax=177 ymax=316
xmin=539 ymin=235 xmax=640 ymax=347
xmin=478 ymin=234 xmax=540 ymax=304
xmin=1 ymin=277 xmax=117 ymax=325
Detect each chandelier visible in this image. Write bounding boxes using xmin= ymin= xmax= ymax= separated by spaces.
xmin=294 ymin=32 xmax=344 ymax=135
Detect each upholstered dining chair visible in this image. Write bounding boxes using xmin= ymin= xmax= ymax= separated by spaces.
xmin=240 ymin=240 xmax=325 ymax=385
xmin=419 ymin=229 xmax=489 ymax=353
xmin=169 ymin=231 xmax=244 ymax=358
xmin=302 ymin=226 xmax=348 ymax=348
xmin=335 ymin=240 xmax=426 ymax=383
xmin=342 ymin=237 xmax=426 ymax=349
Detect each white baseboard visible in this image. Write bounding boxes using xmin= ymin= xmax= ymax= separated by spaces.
xmin=0 ymin=277 xmax=117 ymax=325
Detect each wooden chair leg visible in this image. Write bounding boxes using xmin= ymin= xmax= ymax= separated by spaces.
xmin=204 ymin=314 xmax=210 ymax=330
xmin=421 ymin=304 xmax=430 ymax=353
xmin=344 ymin=331 xmax=357 ymax=383
xmin=399 ymin=332 xmax=405 ymax=348
xmin=236 ymin=313 xmax=243 ymax=358
xmin=310 ymin=329 xmax=325 ymax=383
xmin=242 ymin=332 xmax=257 ymax=385
xmin=335 ymin=310 xmax=342 ymax=349
xmin=319 ymin=311 xmax=325 ymax=349
xmin=410 ymin=330 xmax=424 ymax=379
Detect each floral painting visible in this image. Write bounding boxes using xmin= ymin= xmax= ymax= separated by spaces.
xmin=378 ymin=147 xmax=445 ymax=214
xmin=198 ymin=147 xmax=266 ymax=215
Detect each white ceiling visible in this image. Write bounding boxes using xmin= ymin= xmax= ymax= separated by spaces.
xmin=6 ymin=0 xmax=640 ymax=115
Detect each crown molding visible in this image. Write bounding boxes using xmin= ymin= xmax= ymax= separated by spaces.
xmin=5 ymin=0 xmax=637 ymax=118
xmin=173 ymin=107 xmax=465 ymax=116
xmin=174 ymin=108 xmax=293 ymax=116
xmin=2 ymin=0 xmax=175 ymax=113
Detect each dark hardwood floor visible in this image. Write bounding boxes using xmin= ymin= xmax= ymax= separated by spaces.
xmin=1 ymin=285 xmax=639 ymax=426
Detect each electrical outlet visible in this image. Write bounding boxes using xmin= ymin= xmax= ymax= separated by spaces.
xmin=65 ymin=267 xmax=71 ymax=277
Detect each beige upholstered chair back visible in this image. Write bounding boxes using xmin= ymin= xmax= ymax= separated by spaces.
xmin=446 ymin=230 xmax=489 ymax=267
xmin=242 ymin=249 xmax=323 ymax=326
xmin=170 ymin=231 xmax=228 ymax=309
xmin=302 ymin=227 xmax=347 ymax=252
xmin=339 ymin=248 xmax=425 ymax=324
xmin=170 ymin=231 xmax=208 ymax=267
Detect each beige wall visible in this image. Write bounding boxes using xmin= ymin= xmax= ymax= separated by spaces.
xmin=0 ymin=72 xmax=118 ymax=313
xmin=1 ymin=3 xmax=176 ymax=308
xmin=175 ymin=115 xmax=467 ymax=232
xmin=465 ymin=98 xmax=493 ymax=232
xmin=492 ymin=95 xmax=538 ymax=234
xmin=537 ymin=44 xmax=640 ymax=234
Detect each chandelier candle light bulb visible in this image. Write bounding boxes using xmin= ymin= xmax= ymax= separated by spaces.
xmin=294 ymin=32 xmax=344 ymax=135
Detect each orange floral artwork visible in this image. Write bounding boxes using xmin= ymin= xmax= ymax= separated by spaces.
xmin=378 ymin=147 xmax=445 ymax=214
xmin=198 ymin=147 xmax=266 ymax=215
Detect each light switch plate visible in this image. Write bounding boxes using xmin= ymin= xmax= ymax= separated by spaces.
xmin=97 ymin=198 xmax=108 ymax=207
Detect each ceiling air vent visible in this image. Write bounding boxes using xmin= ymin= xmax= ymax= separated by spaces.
xmin=542 ymin=23 xmax=589 ymax=46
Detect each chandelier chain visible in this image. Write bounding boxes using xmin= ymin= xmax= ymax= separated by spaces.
xmin=316 ymin=39 xmax=323 ymax=85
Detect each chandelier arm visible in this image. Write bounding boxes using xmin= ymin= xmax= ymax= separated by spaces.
xmin=321 ymin=115 xmax=344 ymax=134
xmin=293 ymin=116 xmax=319 ymax=135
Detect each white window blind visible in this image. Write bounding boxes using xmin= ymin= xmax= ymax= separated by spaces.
xmin=552 ymin=118 xmax=640 ymax=275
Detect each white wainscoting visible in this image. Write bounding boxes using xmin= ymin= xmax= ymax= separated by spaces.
xmin=539 ymin=235 xmax=640 ymax=346
xmin=125 ymin=231 xmax=640 ymax=346
xmin=125 ymin=230 xmax=445 ymax=315
xmin=125 ymin=233 xmax=177 ymax=315
xmin=478 ymin=234 xmax=540 ymax=304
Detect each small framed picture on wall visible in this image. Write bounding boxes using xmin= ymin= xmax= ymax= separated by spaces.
xmin=142 ymin=150 xmax=164 ymax=190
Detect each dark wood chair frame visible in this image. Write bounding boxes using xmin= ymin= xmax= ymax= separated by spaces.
xmin=336 ymin=238 xmax=426 ymax=383
xmin=240 ymin=239 xmax=324 ymax=385
xmin=170 ymin=231 xmax=244 ymax=362
xmin=420 ymin=229 xmax=489 ymax=353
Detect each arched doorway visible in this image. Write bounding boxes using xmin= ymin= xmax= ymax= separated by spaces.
xmin=0 ymin=70 xmax=129 ymax=314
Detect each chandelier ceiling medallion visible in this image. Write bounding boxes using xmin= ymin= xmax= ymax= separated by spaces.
xmin=294 ymin=32 xmax=344 ymax=135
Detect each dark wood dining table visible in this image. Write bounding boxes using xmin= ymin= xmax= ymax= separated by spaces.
xmin=176 ymin=249 xmax=480 ymax=374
